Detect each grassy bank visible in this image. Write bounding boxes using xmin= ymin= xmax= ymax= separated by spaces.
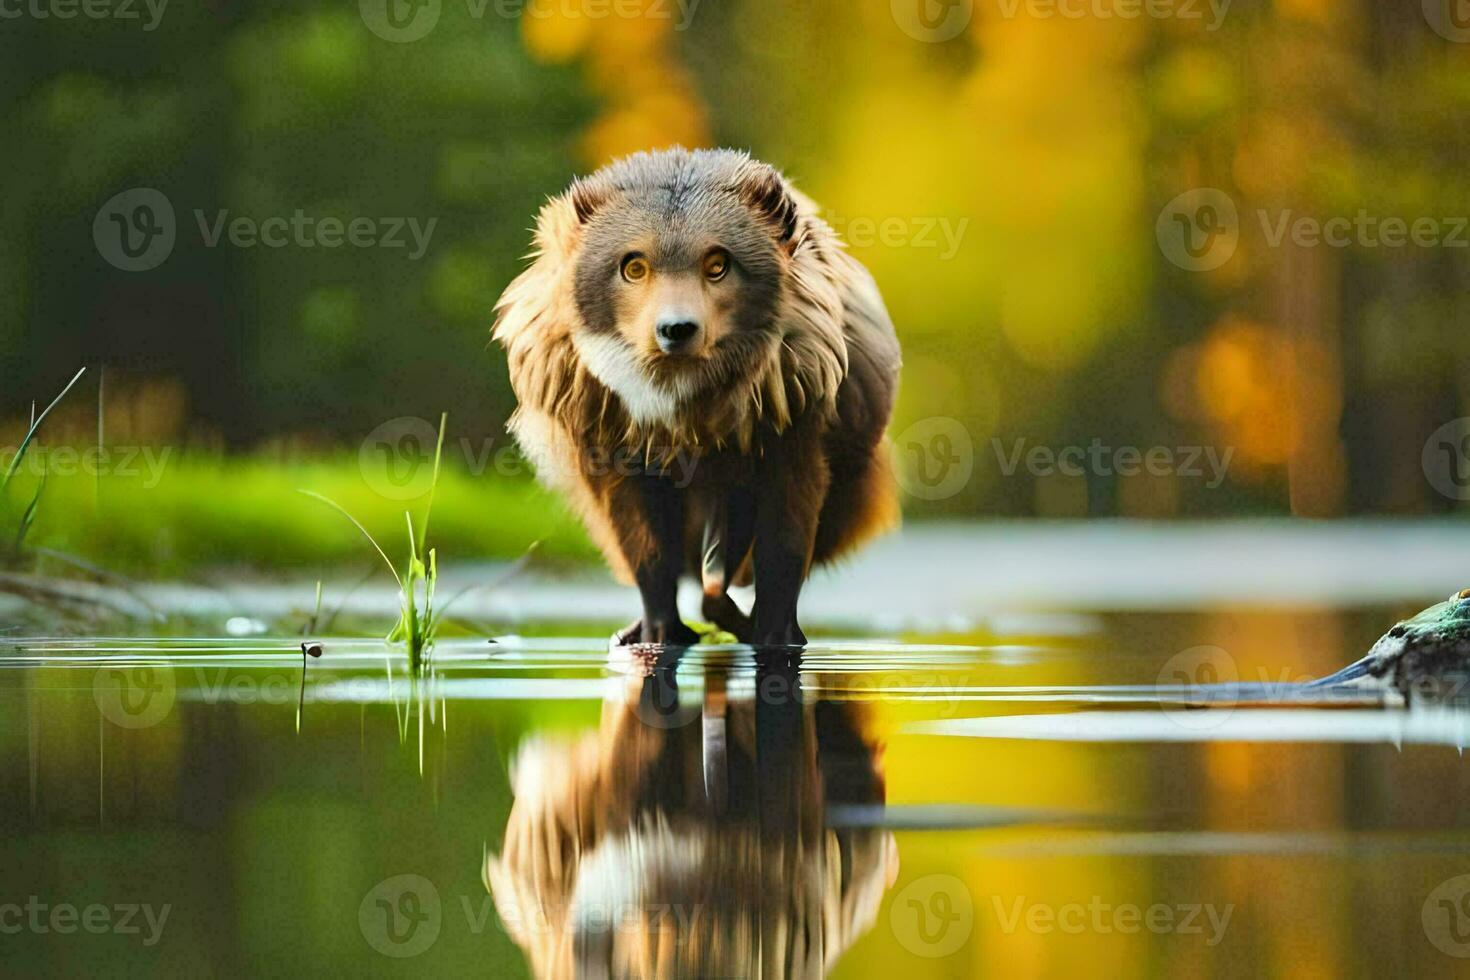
xmin=7 ymin=456 xmax=595 ymax=578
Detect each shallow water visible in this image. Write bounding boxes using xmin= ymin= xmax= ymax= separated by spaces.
xmin=4 ymin=608 xmax=1470 ymax=977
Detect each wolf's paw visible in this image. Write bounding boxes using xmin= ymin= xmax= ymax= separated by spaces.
xmin=700 ymin=592 xmax=754 ymax=644
xmin=751 ymin=617 xmax=808 ymax=650
xmin=614 ymin=618 xmax=701 ymax=648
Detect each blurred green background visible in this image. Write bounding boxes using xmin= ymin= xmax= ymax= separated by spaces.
xmin=3 ymin=0 xmax=1469 ymax=575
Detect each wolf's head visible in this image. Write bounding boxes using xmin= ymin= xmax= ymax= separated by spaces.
xmin=495 ymin=147 xmax=848 ymax=445
xmin=567 ymin=149 xmax=797 ymax=368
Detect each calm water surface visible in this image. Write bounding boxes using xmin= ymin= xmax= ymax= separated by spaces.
xmin=4 ymin=607 xmax=1470 ymax=977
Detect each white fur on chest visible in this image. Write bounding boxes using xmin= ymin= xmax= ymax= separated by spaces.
xmin=571 ymin=331 xmax=688 ymax=426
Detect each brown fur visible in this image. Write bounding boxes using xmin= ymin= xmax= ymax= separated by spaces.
xmin=494 ymin=148 xmax=900 ymax=644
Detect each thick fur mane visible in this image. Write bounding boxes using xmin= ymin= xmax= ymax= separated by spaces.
xmin=493 ymin=152 xmax=851 ymax=458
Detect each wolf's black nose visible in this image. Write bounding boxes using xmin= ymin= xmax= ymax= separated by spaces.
xmin=656 ymin=319 xmax=700 ymax=352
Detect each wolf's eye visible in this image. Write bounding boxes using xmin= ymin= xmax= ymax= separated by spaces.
xmin=703 ymin=249 xmax=730 ymax=282
xmin=620 ymin=255 xmax=650 ymax=283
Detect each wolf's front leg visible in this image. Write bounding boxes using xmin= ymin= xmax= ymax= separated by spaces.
xmin=610 ymin=472 xmax=700 ymax=647
xmin=751 ymin=423 xmax=830 ymax=648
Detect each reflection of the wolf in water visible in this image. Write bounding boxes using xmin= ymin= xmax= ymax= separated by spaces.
xmin=484 ymin=657 xmax=897 ymax=979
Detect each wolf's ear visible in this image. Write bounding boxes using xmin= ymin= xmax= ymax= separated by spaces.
xmin=735 ymin=162 xmax=799 ymax=244
xmin=569 ymin=176 xmax=609 ymax=224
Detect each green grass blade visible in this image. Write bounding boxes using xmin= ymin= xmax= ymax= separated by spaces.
xmin=298 ymin=490 xmax=403 ymax=589
xmin=13 ymin=467 xmax=47 ymax=553
xmin=423 ymin=547 xmax=438 ymax=632
xmin=3 ymin=367 xmax=86 ymax=493
xmin=416 ymin=412 xmax=447 ymax=554
xmin=302 ymin=579 xmax=323 ymax=636
xmin=435 ymin=541 xmax=538 ymax=623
